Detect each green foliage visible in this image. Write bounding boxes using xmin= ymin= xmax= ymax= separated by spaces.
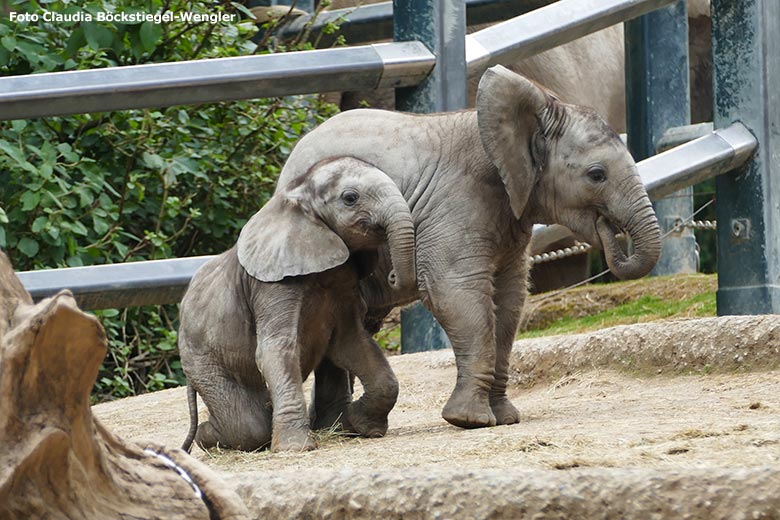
xmin=1 ymin=0 xmax=339 ymax=401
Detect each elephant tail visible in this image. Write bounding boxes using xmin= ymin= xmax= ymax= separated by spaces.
xmin=181 ymin=384 xmax=198 ymax=453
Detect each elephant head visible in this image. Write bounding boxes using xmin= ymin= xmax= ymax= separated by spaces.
xmin=237 ymin=156 xmax=416 ymax=289
xmin=477 ymin=65 xmax=661 ymax=280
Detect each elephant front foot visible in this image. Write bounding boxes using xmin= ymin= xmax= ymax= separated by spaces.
xmin=442 ymin=387 xmax=497 ymax=429
xmin=194 ymin=421 xmax=221 ymax=450
xmin=271 ymin=428 xmax=317 ymax=452
xmin=311 ymin=402 xmax=350 ymax=431
xmin=345 ymin=400 xmax=389 ymax=438
xmin=490 ymin=395 xmax=520 ymax=425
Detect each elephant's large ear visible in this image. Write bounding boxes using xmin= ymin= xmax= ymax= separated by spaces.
xmin=237 ymin=196 xmax=348 ymax=282
xmin=477 ymin=65 xmax=549 ymax=220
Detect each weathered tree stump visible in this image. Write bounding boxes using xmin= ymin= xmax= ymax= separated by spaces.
xmin=0 ymin=251 xmax=248 ymax=520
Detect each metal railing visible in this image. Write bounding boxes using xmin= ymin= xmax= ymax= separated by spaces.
xmin=466 ymin=0 xmax=674 ymax=75
xmin=0 ymin=42 xmax=433 ymax=120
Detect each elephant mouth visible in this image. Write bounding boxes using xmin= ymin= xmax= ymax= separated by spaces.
xmin=357 ymin=218 xmax=382 ymax=235
xmin=595 ymin=216 xmax=626 ymax=247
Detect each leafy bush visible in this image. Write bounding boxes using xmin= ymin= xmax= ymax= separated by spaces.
xmin=0 ymin=0 xmax=339 ymax=401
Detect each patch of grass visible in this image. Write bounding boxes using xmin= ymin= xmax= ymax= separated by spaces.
xmin=518 ymin=276 xmax=716 ymax=340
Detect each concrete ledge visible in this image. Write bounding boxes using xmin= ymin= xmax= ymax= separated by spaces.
xmin=227 ymin=466 xmax=780 ymax=519
xmin=506 ymin=315 xmax=780 ymax=386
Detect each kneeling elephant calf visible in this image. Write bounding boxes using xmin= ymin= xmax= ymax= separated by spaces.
xmin=178 ymin=157 xmax=416 ymax=452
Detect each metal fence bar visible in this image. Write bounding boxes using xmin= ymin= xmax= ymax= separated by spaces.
xmin=656 ymin=122 xmax=713 ymax=153
xmin=0 ymin=42 xmax=434 ymax=121
xmin=466 ymin=0 xmax=675 ymax=77
xmin=16 ymin=123 xmax=756 ymax=311
xmin=395 ymin=0 xmax=463 ymax=353
xmin=625 ymin=0 xmax=697 ymax=275
xmin=712 ymin=0 xmax=780 ymax=314
xmin=276 ymin=0 xmax=551 ymax=47
xmin=16 ymin=256 xmax=213 ymax=310
xmin=639 ymin=123 xmax=756 ymax=200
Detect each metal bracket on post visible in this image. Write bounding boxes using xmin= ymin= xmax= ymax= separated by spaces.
xmin=713 ymin=0 xmax=780 ymax=314
xmin=625 ymin=0 xmax=698 ymax=276
xmin=394 ymin=0 xmax=465 ymax=353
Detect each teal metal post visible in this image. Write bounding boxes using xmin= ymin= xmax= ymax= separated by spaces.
xmin=712 ymin=0 xmax=780 ymax=314
xmin=394 ymin=0 xmax=465 ymax=353
xmin=625 ymin=0 xmax=698 ymax=276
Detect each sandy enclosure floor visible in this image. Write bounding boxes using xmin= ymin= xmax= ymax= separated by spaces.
xmin=95 ymin=348 xmax=780 ymax=475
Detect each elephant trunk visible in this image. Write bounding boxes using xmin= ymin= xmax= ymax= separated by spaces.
xmin=597 ymin=184 xmax=662 ymax=280
xmin=379 ymin=192 xmax=416 ymax=292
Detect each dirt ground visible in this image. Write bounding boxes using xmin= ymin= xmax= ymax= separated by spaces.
xmin=95 ymin=316 xmax=780 ymax=475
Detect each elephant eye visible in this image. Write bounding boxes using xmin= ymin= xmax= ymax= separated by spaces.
xmin=341 ymin=189 xmax=359 ymax=206
xmin=587 ymin=165 xmax=607 ymax=183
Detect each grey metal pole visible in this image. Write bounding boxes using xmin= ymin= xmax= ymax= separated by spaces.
xmin=394 ymin=0 xmax=466 ymax=353
xmin=712 ymin=0 xmax=780 ymax=314
xmin=625 ymin=0 xmax=698 ymax=276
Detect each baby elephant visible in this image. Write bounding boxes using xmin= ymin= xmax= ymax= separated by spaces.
xmin=179 ymin=157 xmax=415 ymax=452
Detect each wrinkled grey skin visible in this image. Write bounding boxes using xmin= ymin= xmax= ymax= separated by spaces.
xmin=179 ymin=157 xmax=414 ymax=452
xmin=277 ymin=66 xmax=662 ymax=429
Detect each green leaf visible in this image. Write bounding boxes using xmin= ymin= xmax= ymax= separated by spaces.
xmin=0 ymin=227 xmax=5 ymax=248
xmin=141 ymin=151 xmax=164 ymax=169
xmin=63 ymin=220 xmax=89 ymax=236
xmin=0 ymin=139 xmax=37 ymax=173
xmin=83 ymin=22 xmax=114 ymax=51
xmin=20 ymin=191 xmax=41 ymax=211
xmin=93 ymin=215 xmax=109 ymax=235
xmin=17 ymin=237 xmax=39 ymax=257
xmin=139 ymin=21 xmax=162 ymax=53
xmin=31 ymin=216 xmax=48 ymax=233
xmin=1 ymin=35 xmax=16 ymax=52
xmin=65 ymin=27 xmax=86 ymax=56
xmin=231 ymin=2 xmax=257 ymax=20
xmin=76 ymin=186 xmax=94 ymax=207
xmin=39 ymin=163 xmax=53 ymax=179
xmin=0 ymin=207 xmax=7 ymax=224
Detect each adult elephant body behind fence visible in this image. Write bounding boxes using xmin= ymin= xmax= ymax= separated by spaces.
xmin=277 ymin=66 xmax=661 ymax=429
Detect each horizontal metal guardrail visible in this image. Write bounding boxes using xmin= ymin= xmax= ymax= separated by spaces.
xmin=17 ymin=123 xmax=757 ymax=310
xmin=466 ymin=0 xmax=676 ymax=76
xmin=640 ymin=122 xmax=756 ymax=200
xmin=18 ymin=256 xmax=214 ymax=310
xmin=0 ymin=42 xmax=434 ymax=121
xmin=656 ymin=122 xmax=714 ymax=153
xmin=275 ymin=0 xmax=553 ymax=47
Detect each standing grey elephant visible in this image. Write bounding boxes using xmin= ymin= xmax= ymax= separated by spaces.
xmin=277 ymin=66 xmax=662 ymax=429
xmin=178 ymin=157 xmax=414 ymax=452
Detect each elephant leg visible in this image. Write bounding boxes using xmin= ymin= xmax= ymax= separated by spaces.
xmin=256 ymin=338 xmax=316 ymax=452
xmin=328 ymin=332 xmax=399 ymax=438
xmin=193 ymin=371 xmax=272 ymax=452
xmin=424 ymin=266 xmax=498 ymax=429
xmin=489 ymin=258 xmax=527 ymax=425
xmin=310 ymin=304 xmax=393 ymax=430
xmin=309 ymin=357 xmax=354 ymax=431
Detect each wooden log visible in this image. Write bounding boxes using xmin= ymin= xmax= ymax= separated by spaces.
xmin=0 ymin=250 xmax=248 ymax=520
